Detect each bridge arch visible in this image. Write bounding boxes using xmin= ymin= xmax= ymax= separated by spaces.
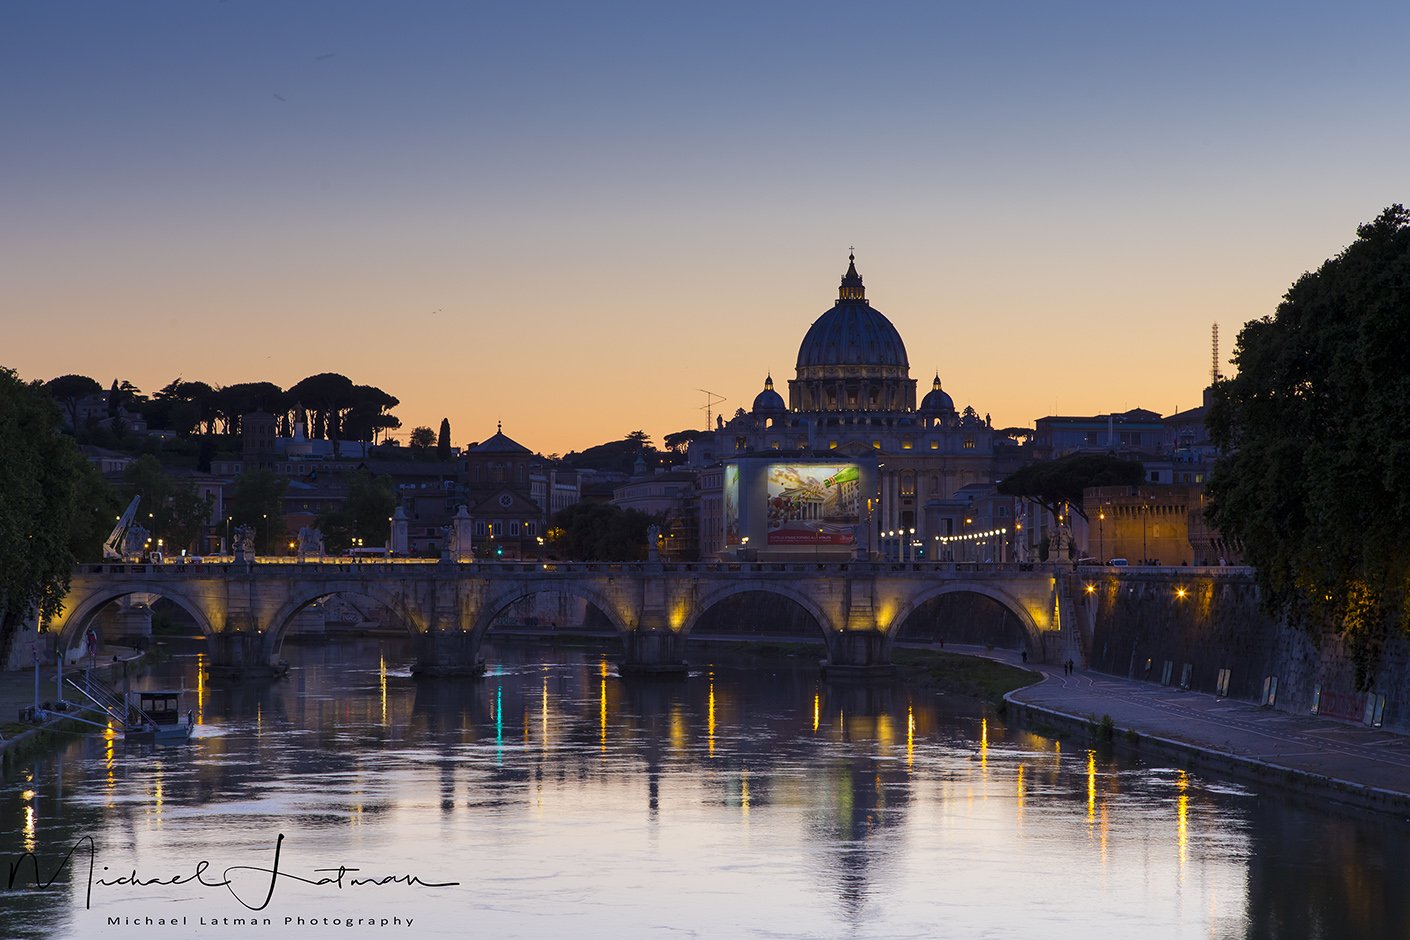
xmin=472 ymin=581 xmax=632 ymax=640
xmin=887 ymin=582 xmax=1044 ymax=655
xmin=682 ymin=581 xmax=836 ymax=641
xmin=54 ymin=582 xmax=216 ymax=649
xmin=262 ymin=581 xmax=421 ymax=657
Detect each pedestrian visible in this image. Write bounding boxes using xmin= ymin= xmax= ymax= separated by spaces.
xmin=1020 ymin=649 xmax=1027 ymax=663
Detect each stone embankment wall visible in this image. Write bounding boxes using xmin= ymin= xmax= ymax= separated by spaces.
xmin=1075 ymin=569 xmax=1410 ymax=733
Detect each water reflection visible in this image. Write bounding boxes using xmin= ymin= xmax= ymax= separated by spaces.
xmin=0 ymin=638 xmax=1407 ymax=939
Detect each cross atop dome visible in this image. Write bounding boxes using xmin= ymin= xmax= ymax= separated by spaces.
xmin=838 ymin=251 xmax=866 ymax=302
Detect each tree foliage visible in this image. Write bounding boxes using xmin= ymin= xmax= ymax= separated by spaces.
xmin=316 ymin=471 xmax=396 ymax=553
xmin=409 ymin=426 xmax=435 ymax=450
xmin=121 ymin=455 xmax=215 ymax=555
xmin=563 ymin=432 xmax=660 ymax=475
xmin=437 ymin=418 xmax=452 ymax=460
xmin=43 ymin=374 xmax=102 ymax=427
xmin=1 ymin=369 xmax=104 ymax=628
xmin=1207 ymin=205 xmax=1410 ymax=687
xmin=663 ymin=428 xmax=709 ymax=453
xmin=997 ymin=453 xmax=1143 ymax=520
xmin=228 ymin=470 xmax=288 ymax=553
xmin=547 ymin=502 xmax=655 ymax=561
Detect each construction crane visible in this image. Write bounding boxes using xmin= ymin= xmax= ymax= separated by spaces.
xmin=103 ymin=495 xmax=141 ymax=561
xmin=697 ymin=388 xmax=726 ymax=428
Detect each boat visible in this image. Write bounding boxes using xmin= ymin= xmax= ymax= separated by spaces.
xmin=124 ymin=690 xmax=195 ymax=744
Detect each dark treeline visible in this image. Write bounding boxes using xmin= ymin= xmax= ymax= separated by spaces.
xmin=45 ymin=371 xmax=402 ymax=443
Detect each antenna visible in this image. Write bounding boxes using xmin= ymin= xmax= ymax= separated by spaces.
xmin=697 ymin=388 xmax=726 ymax=427
xmin=1211 ymin=323 xmax=1220 ymax=384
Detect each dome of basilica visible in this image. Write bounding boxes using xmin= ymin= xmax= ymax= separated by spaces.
xmin=752 ymin=374 xmax=786 ymax=413
xmin=795 ymin=254 xmax=909 ymax=376
xmin=920 ymin=374 xmax=955 ymax=414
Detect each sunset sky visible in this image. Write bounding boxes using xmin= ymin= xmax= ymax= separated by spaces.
xmin=4 ymin=2 xmax=1407 ymax=454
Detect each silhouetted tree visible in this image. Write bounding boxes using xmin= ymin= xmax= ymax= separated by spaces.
xmin=1 ymin=369 xmax=114 ymax=632
xmin=1208 ymin=205 xmax=1410 ymax=687
xmin=409 ymin=426 xmax=435 ymax=450
xmin=42 ymin=374 xmax=102 ymax=427
xmin=437 ymin=418 xmax=452 ymax=460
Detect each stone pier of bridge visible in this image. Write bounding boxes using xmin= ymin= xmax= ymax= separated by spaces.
xmin=41 ymin=559 xmax=1076 ymax=680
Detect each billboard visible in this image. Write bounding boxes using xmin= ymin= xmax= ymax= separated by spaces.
xmin=765 ymin=464 xmax=860 ymax=545
xmin=723 ymin=464 xmax=741 ymax=545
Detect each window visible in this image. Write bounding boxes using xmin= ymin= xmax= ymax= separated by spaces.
xmin=963 ymin=436 xmax=975 ymax=450
xmin=900 ymin=471 xmax=916 ymax=496
xmin=735 ymin=436 xmax=747 ymax=451
xmin=509 ymin=521 xmax=520 ymax=536
xmin=872 ymin=440 xmax=881 ymax=450
xmin=901 ymin=438 xmax=913 ymax=450
xmin=930 ymin=440 xmax=939 ymax=450
xmin=829 ymin=440 xmax=838 ymax=450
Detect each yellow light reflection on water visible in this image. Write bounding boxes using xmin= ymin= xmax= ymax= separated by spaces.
xmin=541 ymin=677 xmax=549 ymax=750
xmin=1086 ymin=750 xmax=1097 ymax=824
xmin=906 ymin=704 xmax=914 ymax=769
xmin=741 ymin=768 xmax=750 ymax=817
xmin=24 ymin=805 xmax=36 ymax=853
xmin=1177 ymin=769 xmax=1189 ymax=871
xmin=979 ymin=718 xmax=988 ymax=772
xmin=104 ymin=720 xmax=116 ymax=793
xmin=707 ymin=675 xmax=716 ymax=757
xmin=196 ymin=653 xmax=205 ymax=724
xmin=1016 ymin=764 xmax=1025 ymax=819
xmin=812 ymin=693 xmax=820 ymax=733
xmin=599 ymin=657 xmax=609 ymax=754
xmin=379 ymin=654 xmax=387 ymax=728
xmin=599 ymin=675 xmax=608 ymax=753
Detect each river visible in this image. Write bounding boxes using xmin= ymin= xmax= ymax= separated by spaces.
xmin=2 ymin=638 xmax=1407 ymax=939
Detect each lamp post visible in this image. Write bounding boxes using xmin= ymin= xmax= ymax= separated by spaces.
xmin=1141 ymin=497 xmax=1151 ymax=565
xmin=1098 ymin=505 xmax=1106 ymax=564
xmin=907 ymin=527 xmax=916 ymax=564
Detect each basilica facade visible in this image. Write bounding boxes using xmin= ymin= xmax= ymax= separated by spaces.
xmin=696 ymin=255 xmax=1027 ymax=560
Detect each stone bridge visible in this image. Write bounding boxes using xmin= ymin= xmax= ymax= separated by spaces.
xmin=47 ymin=559 xmax=1081 ymax=679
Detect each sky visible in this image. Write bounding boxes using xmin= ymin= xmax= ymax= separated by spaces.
xmin=4 ymin=1 xmax=1407 ymax=454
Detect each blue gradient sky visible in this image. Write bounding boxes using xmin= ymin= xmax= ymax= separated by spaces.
xmin=4 ymin=2 xmax=1407 ymax=452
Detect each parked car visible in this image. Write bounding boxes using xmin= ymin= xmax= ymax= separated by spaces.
xmin=1107 ymin=557 xmax=1129 ymax=567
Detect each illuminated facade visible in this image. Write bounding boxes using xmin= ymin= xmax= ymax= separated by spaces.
xmin=700 ymin=255 xmax=1026 ymax=559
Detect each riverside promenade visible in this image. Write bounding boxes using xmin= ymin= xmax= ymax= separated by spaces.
xmin=967 ymin=645 xmax=1410 ymax=817
xmin=0 ymin=648 xmax=144 ymax=760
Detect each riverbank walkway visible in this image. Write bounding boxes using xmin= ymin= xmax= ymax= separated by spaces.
xmin=0 ymin=648 xmax=144 ymax=757
xmin=960 ymin=645 xmax=1410 ymax=814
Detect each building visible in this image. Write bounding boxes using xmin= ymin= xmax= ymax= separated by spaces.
xmin=701 ymin=254 xmax=1027 ymax=560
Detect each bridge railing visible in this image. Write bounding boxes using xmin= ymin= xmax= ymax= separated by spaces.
xmin=79 ymin=559 xmax=1082 ymax=578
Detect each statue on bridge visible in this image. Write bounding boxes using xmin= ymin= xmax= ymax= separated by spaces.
xmin=233 ymin=524 xmax=256 ymax=562
xmin=296 ymin=526 xmax=325 ymax=562
xmin=646 ymin=524 xmax=661 ymax=562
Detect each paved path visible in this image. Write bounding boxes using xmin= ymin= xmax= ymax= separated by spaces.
xmin=0 ymin=648 xmax=144 ymax=754
xmin=956 ymin=645 xmax=1410 ymax=812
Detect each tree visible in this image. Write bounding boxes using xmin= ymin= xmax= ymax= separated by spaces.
xmin=437 ymin=418 xmax=452 ymax=460
xmin=121 ymin=455 xmax=215 ymax=555
xmin=563 ymin=432 xmax=660 ymax=475
xmin=43 ymin=374 xmax=102 ymax=427
xmin=1 ymin=368 xmax=105 ymax=632
xmin=1207 ymin=205 xmax=1410 ymax=688
xmin=547 ymin=502 xmax=655 ymax=561
xmin=997 ymin=453 xmax=1143 ymax=521
xmin=409 ymin=426 xmax=436 ymax=450
xmin=228 ymin=470 xmax=288 ymax=554
xmin=664 ymin=428 xmax=708 ymax=454
xmin=316 ymin=470 xmax=396 ymax=553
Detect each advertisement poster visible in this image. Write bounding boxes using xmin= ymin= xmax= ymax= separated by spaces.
xmin=765 ymin=464 xmax=860 ymax=545
xmin=723 ymin=464 xmax=740 ymax=545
